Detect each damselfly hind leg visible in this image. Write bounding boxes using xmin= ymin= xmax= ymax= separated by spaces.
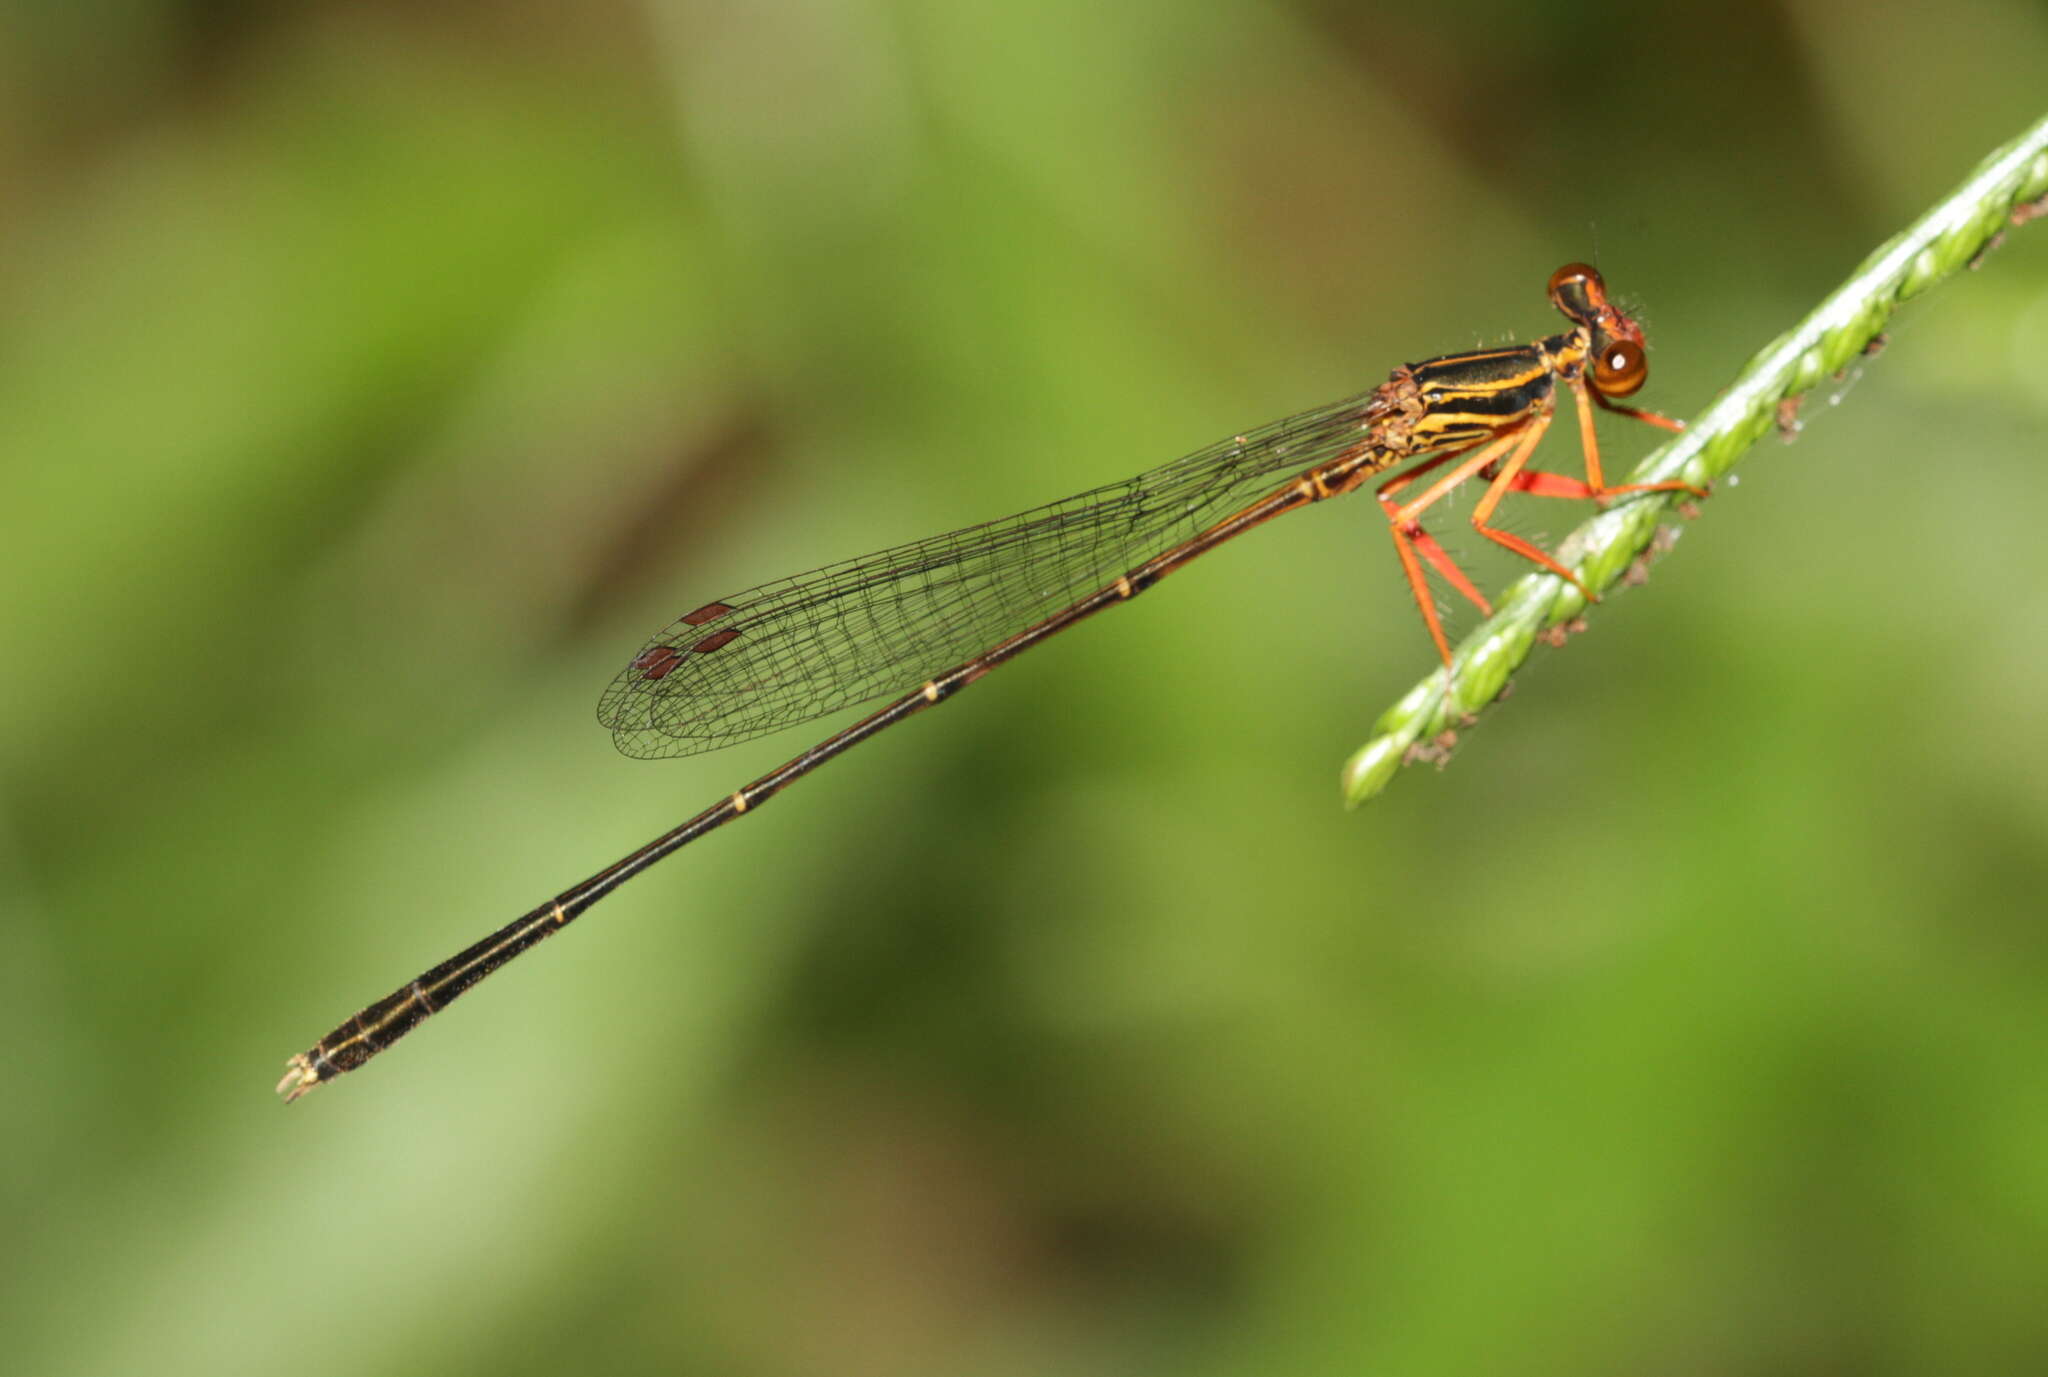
xmin=1378 ymin=431 xmax=1527 ymax=665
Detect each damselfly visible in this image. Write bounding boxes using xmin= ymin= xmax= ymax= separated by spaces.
xmin=278 ymin=264 xmax=1699 ymax=1101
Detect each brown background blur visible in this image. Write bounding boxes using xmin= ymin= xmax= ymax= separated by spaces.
xmin=5 ymin=3 xmax=2048 ymax=1374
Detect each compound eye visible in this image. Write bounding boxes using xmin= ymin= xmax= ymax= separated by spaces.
xmin=1548 ymin=262 xmax=1602 ymax=299
xmin=1592 ymin=338 xmax=1648 ymax=396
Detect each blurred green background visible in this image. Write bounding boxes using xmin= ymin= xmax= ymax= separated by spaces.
xmin=5 ymin=3 xmax=2048 ymax=1374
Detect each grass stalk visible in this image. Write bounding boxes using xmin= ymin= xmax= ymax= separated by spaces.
xmin=1342 ymin=110 xmax=2048 ymax=806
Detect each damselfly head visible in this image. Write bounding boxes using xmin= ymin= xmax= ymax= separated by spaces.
xmin=1548 ymin=263 xmax=1652 ymax=397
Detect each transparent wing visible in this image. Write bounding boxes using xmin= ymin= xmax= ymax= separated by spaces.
xmin=598 ymin=388 xmax=1386 ymax=759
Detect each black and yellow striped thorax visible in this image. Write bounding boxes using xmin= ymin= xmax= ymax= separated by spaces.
xmin=1379 ymin=330 xmax=1588 ymax=457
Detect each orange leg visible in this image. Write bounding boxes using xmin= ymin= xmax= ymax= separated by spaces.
xmin=1594 ymin=390 xmax=1685 ymax=434
xmin=1464 ymin=407 xmax=1603 ymax=592
xmin=1572 ymin=377 xmax=1706 ymax=500
xmin=1470 ymin=388 xmax=1700 ymax=504
xmin=1501 ymin=467 xmax=1601 ymax=500
xmin=1376 ymin=447 xmax=1494 ymax=615
xmin=1378 ymin=429 xmax=1529 ymax=667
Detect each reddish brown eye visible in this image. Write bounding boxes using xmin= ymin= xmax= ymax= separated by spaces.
xmin=1547 ymin=262 xmax=1609 ymax=320
xmin=1548 ymin=262 xmax=1602 ymax=299
xmin=1593 ymin=339 xmax=1648 ymax=396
